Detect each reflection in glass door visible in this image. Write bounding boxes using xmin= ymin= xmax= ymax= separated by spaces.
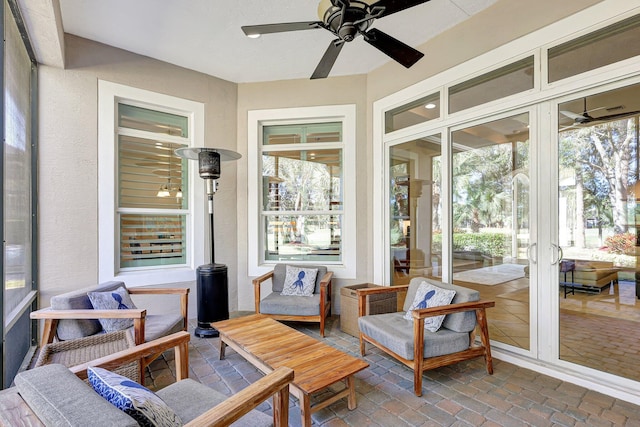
xmin=389 ymin=135 xmax=442 ymax=287
xmin=557 ymin=83 xmax=640 ymax=381
xmin=450 ymin=113 xmax=531 ymax=350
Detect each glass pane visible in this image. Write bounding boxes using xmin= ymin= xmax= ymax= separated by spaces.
xmin=263 ymin=122 xmax=341 ymax=145
xmin=449 ymin=56 xmax=534 ymax=114
xmin=118 ymin=103 xmax=188 ymax=137
xmin=4 ymin=1 xmax=33 ymax=315
xmin=389 ymin=135 xmax=442 ymax=286
xmin=549 ymin=14 xmax=640 ymax=83
xmin=119 ymin=136 xmax=187 ymax=209
xmin=557 ymin=82 xmax=640 ymax=382
xmin=120 ymin=214 xmax=186 ymax=268
xmin=451 ymin=113 xmax=531 ymax=350
xmin=264 ymin=214 xmax=340 ymax=262
xmin=385 ymin=92 xmax=440 ymax=133
xmin=262 ymin=149 xmax=342 ymax=211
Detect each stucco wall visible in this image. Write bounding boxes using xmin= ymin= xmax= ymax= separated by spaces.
xmin=38 ymin=35 xmax=237 ymax=314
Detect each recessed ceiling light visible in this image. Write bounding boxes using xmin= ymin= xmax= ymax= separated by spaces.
xmin=247 ymin=33 xmax=261 ymax=39
xmin=425 ymin=103 xmax=436 ymax=109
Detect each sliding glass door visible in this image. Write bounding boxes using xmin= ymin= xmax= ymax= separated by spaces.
xmin=556 ymin=82 xmax=640 ymax=381
xmin=450 ymin=113 xmax=532 ymax=350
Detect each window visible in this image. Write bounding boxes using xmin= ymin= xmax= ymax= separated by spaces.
xmin=248 ymin=105 xmax=356 ymax=278
xmin=548 ymin=14 xmax=640 ymax=83
xmin=448 ymin=56 xmax=534 ymax=114
xmin=385 ymin=92 xmax=441 ymax=133
xmin=98 ymin=81 xmax=205 ymax=286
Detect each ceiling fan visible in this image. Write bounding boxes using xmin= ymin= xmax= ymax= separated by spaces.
xmin=560 ymin=97 xmax=640 ymax=126
xmin=241 ymin=0 xmax=430 ymax=79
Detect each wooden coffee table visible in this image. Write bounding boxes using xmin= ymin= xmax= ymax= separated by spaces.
xmin=212 ymin=314 xmax=369 ymax=427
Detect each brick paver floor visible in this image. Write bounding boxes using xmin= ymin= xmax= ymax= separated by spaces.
xmin=146 ymin=316 xmax=640 ymax=427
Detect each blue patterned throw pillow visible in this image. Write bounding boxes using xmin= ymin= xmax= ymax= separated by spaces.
xmin=404 ymin=281 xmax=456 ymax=332
xmin=88 ymin=367 xmax=182 ymax=427
xmin=87 ymin=286 xmax=138 ymax=332
xmin=281 ymin=265 xmax=318 ymax=297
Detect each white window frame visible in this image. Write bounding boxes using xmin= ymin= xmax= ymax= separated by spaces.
xmin=248 ymin=105 xmax=356 ymax=279
xmin=98 ymin=80 xmax=205 ymax=286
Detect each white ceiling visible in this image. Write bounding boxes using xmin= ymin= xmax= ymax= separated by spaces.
xmin=58 ymin=0 xmax=497 ymax=83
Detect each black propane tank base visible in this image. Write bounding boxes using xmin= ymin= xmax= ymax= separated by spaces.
xmin=195 ymin=326 xmax=220 ymax=338
xmin=194 ymin=263 xmax=229 ymax=339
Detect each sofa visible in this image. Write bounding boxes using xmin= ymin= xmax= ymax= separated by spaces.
xmin=0 ymin=332 xmax=293 ymax=427
xmin=559 ymin=259 xmax=619 ymax=294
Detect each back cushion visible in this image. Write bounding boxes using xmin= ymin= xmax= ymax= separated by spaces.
xmin=51 ymin=281 xmax=126 ymax=340
xmin=272 ymin=264 xmax=328 ymax=294
xmin=404 ymin=277 xmax=479 ymax=333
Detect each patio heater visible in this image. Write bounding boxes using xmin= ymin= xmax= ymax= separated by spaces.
xmin=175 ymin=147 xmax=241 ymax=338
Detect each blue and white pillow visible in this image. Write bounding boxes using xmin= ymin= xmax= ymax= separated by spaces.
xmin=281 ymin=266 xmax=318 ymax=297
xmin=87 ymin=286 xmax=137 ymax=332
xmin=88 ymin=366 xmax=182 ymax=427
xmin=404 ymin=282 xmax=456 ymax=332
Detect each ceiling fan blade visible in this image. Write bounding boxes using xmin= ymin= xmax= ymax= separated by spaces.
xmin=560 ymin=110 xmax=586 ymax=121
xmin=370 ymin=0 xmax=432 ymax=18
xmin=590 ymin=110 xmax=640 ymax=123
xmin=311 ymin=40 xmax=345 ymax=79
xmin=242 ymin=21 xmax=323 ymax=36
xmin=363 ymin=28 xmax=423 ymax=68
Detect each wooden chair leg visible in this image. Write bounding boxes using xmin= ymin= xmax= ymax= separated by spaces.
xmin=476 ymin=308 xmax=494 ymax=374
xmin=359 ymin=334 xmax=366 ymax=356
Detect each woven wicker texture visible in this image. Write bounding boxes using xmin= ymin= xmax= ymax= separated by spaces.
xmin=34 ymin=330 xmax=139 ymax=381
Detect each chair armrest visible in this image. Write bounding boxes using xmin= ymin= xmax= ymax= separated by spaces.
xmin=31 ymin=308 xmax=147 ymax=345
xmin=31 ymin=308 xmax=146 ymax=320
xmin=357 ymin=285 xmax=408 ymax=317
xmin=252 ymin=271 xmax=274 ymax=288
xmin=318 ymin=271 xmax=333 ymax=289
xmin=70 ymin=331 xmax=191 ymax=381
xmin=410 ymin=300 xmax=495 ymax=320
xmin=184 ymin=366 xmax=294 ymax=427
xmin=253 ymin=271 xmax=275 ymax=314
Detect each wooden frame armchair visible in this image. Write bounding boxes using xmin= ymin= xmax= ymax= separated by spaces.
xmin=1 ymin=331 xmax=294 ymax=427
xmin=357 ymin=278 xmax=495 ymax=396
xmin=253 ymin=264 xmax=333 ymax=337
xmin=31 ymin=282 xmax=189 ymax=346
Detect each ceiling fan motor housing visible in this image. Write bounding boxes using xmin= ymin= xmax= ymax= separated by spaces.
xmin=319 ymin=0 xmax=375 ymax=41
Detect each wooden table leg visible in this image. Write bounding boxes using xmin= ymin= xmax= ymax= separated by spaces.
xmin=346 ymin=376 xmax=357 ymax=410
xmin=301 ymin=394 xmax=312 ymax=427
xmin=219 ymin=339 xmax=226 ymax=360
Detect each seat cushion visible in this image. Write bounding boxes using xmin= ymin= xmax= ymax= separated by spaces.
xmin=358 ymin=312 xmax=470 ymax=360
xmin=157 ymin=378 xmax=272 ymax=427
xmin=260 ymin=292 xmax=321 ymax=316
xmin=272 ymin=264 xmax=328 ymax=294
xmin=144 ymin=313 xmax=185 ymax=342
xmin=404 ymin=278 xmax=479 ymax=333
xmin=15 ymin=364 xmax=137 ymax=427
xmin=51 ymin=281 xmax=126 ymax=340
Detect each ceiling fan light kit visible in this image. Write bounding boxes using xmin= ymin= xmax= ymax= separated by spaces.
xmin=242 ymin=0 xmax=430 ymax=79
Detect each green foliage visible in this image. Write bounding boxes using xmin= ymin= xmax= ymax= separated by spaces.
xmin=603 ymin=232 xmax=636 ymax=255
xmin=432 ymin=232 xmax=511 ymax=257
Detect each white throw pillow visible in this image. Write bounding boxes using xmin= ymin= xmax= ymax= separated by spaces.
xmin=404 ymin=281 xmax=456 ymax=332
xmin=281 ymin=266 xmax=318 ymax=297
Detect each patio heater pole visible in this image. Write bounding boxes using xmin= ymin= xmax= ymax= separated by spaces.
xmin=175 ymin=147 xmax=241 ymax=338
